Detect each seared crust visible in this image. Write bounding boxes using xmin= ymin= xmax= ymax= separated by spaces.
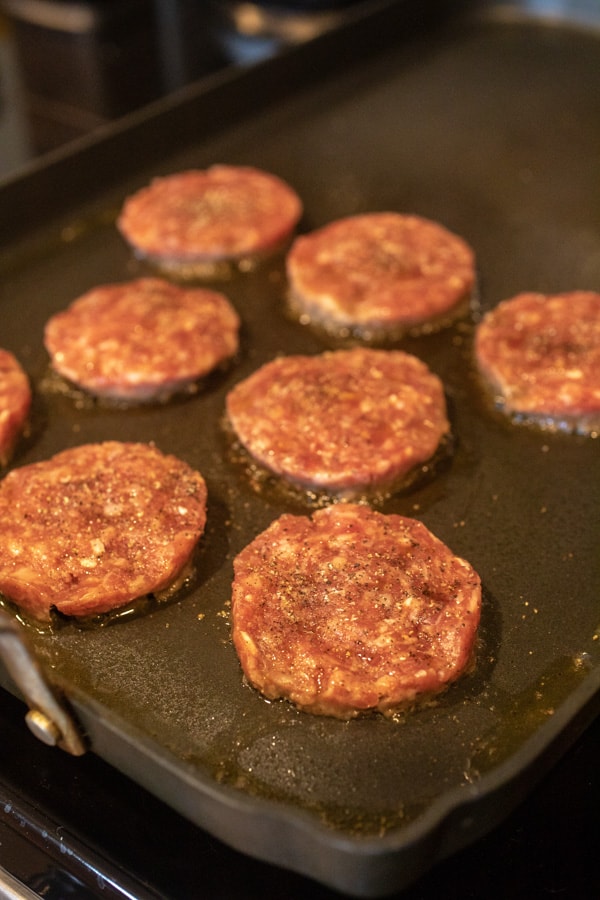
xmin=0 ymin=349 xmax=31 ymax=467
xmin=231 ymin=504 xmax=482 ymax=719
xmin=225 ymin=347 xmax=450 ymax=496
xmin=474 ymin=291 xmax=600 ymax=434
xmin=117 ymin=165 xmax=302 ymax=272
xmin=286 ymin=212 xmax=475 ymax=340
xmin=0 ymin=442 xmax=207 ymax=621
xmin=44 ymin=278 xmax=240 ymax=402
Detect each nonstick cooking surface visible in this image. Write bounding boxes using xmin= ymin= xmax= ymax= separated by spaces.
xmin=1 ymin=1 xmax=599 ymax=895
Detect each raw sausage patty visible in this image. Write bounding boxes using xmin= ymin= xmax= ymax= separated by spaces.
xmin=44 ymin=278 xmax=240 ymax=402
xmin=286 ymin=212 xmax=476 ymax=340
xmin=231 ymin=503 xmax=482 ymax=719
xmin=474 ymin=290 xmax=600 ymax=434
xmin=0 ymin=442 xmax=207 ymax=621
xmin=0 ymin=349 xmax=31 ymax=466
xmin=225 ymin=347 xmax=450 ymax=497
xmin=117 ymin=165 xmax=303 ymax=276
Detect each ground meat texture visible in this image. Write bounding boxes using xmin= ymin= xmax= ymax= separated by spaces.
xmin=0 ymin=442 xmax=207 ymax=621
xmin=474 ymin=291 xmax=600 ymax=434
xmin=286 ymin=212 xmax=476 ymax=340
xmin=44 ymin=278 xmax=240 ymax=402
xmin=0 ymin=349 xmax=32 ymax=467
xmin=225 ymin=347 xmax=450 ymax=496
xmin=117 ymin=165 xmax=303 ymax=275
xmin=231 ymin=503 xmax=481 ymax=719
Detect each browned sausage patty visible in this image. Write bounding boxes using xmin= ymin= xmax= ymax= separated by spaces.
xmin=0 ymin=442 xmax=207 ymax=621
xmin=44 ymin=278 xmax=240 ymax=402
xmin=231 ymin=503 xmax=482 ymax=719
xmin=474 ymin=291 xmax=600 ymax=434
xmin=0 ymin=349 xmax=31 ymax=467
xmin=117 ymin=165 xmax=303 ymax=275
xmin=286 ymin=212 xmax=476 ymax=340
xmin=225 ymin=347 xmax=450 ymax=496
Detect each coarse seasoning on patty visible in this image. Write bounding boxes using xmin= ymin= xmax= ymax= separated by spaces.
xmin=44 ymin=278 xmax=240 ymax=402
xmin=117 ymin=165 xmax=303 ymax=276
xmin=225 ymin=347 xmax=450 ymax=497
xmin=0 ymin=348 xmax=31 ymax=467
xmin=286 ymin=212 xmax=476 ymax=340
xmin=0 ymin=442 xmax=207 ymax=622
xmin=231 ymin=503 xmax=482 ymax=719
xmin=474 ymin=290 xmax=600 ymax=434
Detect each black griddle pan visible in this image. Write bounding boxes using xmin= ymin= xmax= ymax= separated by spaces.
xmin=1 ymin=0 xmax=599 ymax=894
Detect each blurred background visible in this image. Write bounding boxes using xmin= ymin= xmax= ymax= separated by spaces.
xmin=0 ymin=0 xmax=371 ymax=180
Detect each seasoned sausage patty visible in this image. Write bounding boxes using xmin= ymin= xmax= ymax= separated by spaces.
xmin=0 ymin=442 xmax=207 ymax=621
xmin=225 ymin=347 xmax=450 ymax=497
xmin=117 ymin=165 xmax=303 ymax=276
xmin=0 ymin=349 xmax=31 ymax=466
xmin=286 ymin=212 xmax=476 ymax=340
xmin=44 ymin=278 xmax=240 ymax=402
xmin=474 ymin=291 xmax=600 ymax=434
xmin=232 ymin=503 xmax=482 ymax=719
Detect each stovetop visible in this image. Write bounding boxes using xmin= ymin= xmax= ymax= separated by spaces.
xmin=1 ymin=688 xmax=599 ymax=900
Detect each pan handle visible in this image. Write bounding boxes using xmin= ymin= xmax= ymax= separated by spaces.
xmin=0 ymin=608 xmax=86 ymax=756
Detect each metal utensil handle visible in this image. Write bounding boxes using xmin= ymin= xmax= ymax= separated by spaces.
xmin=0 ymin=865 xmax=41 ymax=900
xmin=0 ymin=608 xmax=86 ymax=756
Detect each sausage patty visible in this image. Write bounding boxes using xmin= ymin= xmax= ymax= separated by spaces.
xmin=0 ymin=349 xmax=31 ymax=467
xmin=286 ymin=212 xmax=476 ymax=340
xmin=231 ymin=503 xmax=482 ymax=719
xmin=225 ymin=347 xmax=450 ymax=497
xmin=117 ymin=165 xmax=303 ymax=276
xmin=44 ymin=278 xmax=240 ymax=402
xmin=0 ymin=442 xmax=207 ymax=621
xmin=474 ymin=291 xmax=600 ymax=434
